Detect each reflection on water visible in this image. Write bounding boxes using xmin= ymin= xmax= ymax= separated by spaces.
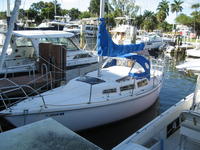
xmin=160 ymin=52 xmax=196 ymax=112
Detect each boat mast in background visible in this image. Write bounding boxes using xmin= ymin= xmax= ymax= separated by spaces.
xmin=7 ymin=0 xmax=11 ymax=26
xmin=53 ymin=0 xmax=56 ymax=16
xmin=192 ymin=74 xmax=200 ymax=109
xmin=0 ymin=0 xmax=21 ymax=70
xmin=97 ymin=0 xmax=105 ymax=77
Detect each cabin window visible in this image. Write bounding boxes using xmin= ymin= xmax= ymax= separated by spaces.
xmin=16 ymin=37 xmax=32 ymax=47
xmin=59 ymin=38 xmax=78 ymax=51
xmin=73 ymin=53 xmax=92 ymax=59
xmin=120 ymin=84 xmax=134 ymax=91
xmin=40 ymin=38 xmax=78 ymax=51
xmin=137 ymin=79 xmax=148 ymax=88
xmin=103 ymin=88 xmax=117 ymax=94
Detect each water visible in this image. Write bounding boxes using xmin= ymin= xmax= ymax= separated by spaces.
xmin=160 ymin=56 xmax=196 ymax=112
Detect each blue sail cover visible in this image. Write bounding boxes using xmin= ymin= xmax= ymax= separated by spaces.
xmin=121 ymin=54 xmax=150 ymax=80
xmin=97 ymin=18 xmax=150 ymax=80
xmin=97 ymin=18 xmax=145 ymax=57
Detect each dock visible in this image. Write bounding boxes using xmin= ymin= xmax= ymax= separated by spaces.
xmin=0 ymin=118 xmax=102 ymax=150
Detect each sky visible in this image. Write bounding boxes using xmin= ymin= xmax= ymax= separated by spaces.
xmin=0 ymin=0 xmax=200 ymax=24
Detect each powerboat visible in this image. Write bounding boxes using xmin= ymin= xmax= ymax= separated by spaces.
xmin=0 ymin=30 xmax=98 ymax=78
xmin=63 ymin=24 xmax=98 ymax=37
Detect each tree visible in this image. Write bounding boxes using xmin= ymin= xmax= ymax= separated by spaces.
xmin=191 ymin=3 xmax=200 ymax=32
xmin=156 ymin=0 xmax=169 ymax=22
xmin=79 ymin=11 xmax=93 ymax=19
xmin=68 ymin=8 xmax=81 ymax=20
xmin=30 ymin=1 xmax=45 ymax=13
xmin=191 ymin=3 xmax=200 ymax=10
xmin=61 ymin=9 xmax=69 ymax=16
xmin=110 ymin=0 xmax=139 ymax=18
xmin=171 ymin=0 xmax=183 ymax=33
xmin=175 ymin=13 xmax=193 ymax=26
xmin=88 ymin=0 xmax=100 ymax=16
xmin=171 ymin=0 xmax=183 ymax=17
xmin=142 ymin=10 xmax=158 ymax=31
xmin=28 ymin=1 xmax=62 ymax=23
xmin=156 ymin=10 xmax=167 ymax=22
xmin=88 ymin=0 xmax=109 ymax=16
xmin=134 ymin=15 xmax=144 ymax=29
xmin=0 ymin=12 xmax=6 ymax=19
xmin=158 ymin=21 xmax=172 ymax=32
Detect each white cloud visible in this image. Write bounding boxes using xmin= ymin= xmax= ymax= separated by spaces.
xmin=182 ymin=0 xmax=200 ymax=9
xmin=135 ymin=0 xmax=160 ymax=14
xmin=61 ymin=0 xmax=90 ymax=11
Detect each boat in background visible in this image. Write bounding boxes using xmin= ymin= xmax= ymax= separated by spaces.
xmin=111 ymin=23 xmax=136 ymax=45
xmin=0 ymin=20 xmax=7 ymax=32
xmin=0 ymin=30 xmax=98 ymax=79
xmin=63 ymin=24 xmax=98 ymax=37
xmin=136 ymin=32 xmax=166 ymax=50
xmin=176 ymin=59 xmax=200 ymax=73
xmin=17 ymin=15 xmax=71 ymax=31
xmin=186 ymin=44 xmax=200 ymax=58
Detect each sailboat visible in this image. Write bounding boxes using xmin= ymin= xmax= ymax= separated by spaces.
xmin=0 ymin=15 xmax=164 ymax=131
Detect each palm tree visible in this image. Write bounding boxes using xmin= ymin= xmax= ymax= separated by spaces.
xmin=171 ymin=0 xmax=183 ymax=32
xmin=142 ymin=10 xmax=158 ymax=31
xmin=191 ymin=3 xmax=200 ymax=32
xmin=191 ymin=3 xmax=200 ymax=10
xmin=171 ymin=0 xmax=183 ymax=17
xmin=157 ymin=0 xmax=170 ymax=22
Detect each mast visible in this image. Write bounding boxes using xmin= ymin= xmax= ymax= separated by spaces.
xmin=54 ymin=0 xmax=57 ymax=16
xmin=192 ymin=75 xmax=200 ymax=109
xmin=7 ymin=0 xmax=11 ymax=26
xmin=0 ymin=0 xmax=21 ymax=70
xmin=97 ymin=0 xmax=105 ymax=77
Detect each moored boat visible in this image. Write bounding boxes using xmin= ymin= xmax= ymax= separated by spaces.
xmin=0 ymin=17 xmax=164 ymax=131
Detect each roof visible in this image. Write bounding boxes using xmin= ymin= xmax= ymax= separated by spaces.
xmin=12 ymin=30 xmax=74 ymax=39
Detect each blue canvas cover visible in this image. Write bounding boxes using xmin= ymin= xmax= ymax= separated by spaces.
xmin=97 ymin=18 xmax=145 ymax=57
xmin=121 ymin=54 xmax=150 ymax=80
xmin=97 ymin=18 xmax=150 ymax=80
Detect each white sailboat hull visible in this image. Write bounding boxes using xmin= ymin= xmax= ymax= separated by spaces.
xmin=4 ymin=84 xmax=161 ymax=131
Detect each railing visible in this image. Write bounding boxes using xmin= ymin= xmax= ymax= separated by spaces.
xmin=3 ymin=58 xmax=36 ymax=78
xmin=0 ymin=78 xmax=46 ymax=110
xmin=0 ymin=71 xmax=65 ymax=110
